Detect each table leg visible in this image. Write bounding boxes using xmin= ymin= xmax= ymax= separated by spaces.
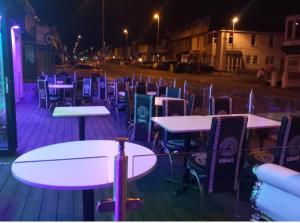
xmin=79 ymin=117 xmax=85 ymax=141
xmin=83 ymin=190 xmax=95 ymax=221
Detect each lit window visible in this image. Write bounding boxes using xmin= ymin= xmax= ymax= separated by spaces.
xmin=245 ymin=55 xmax=251 ymax=64
xmin=253 ymin=55 xmax=259 ymax=64
xmin=251 ymin=34 xmax=256 ymax=46
xmin=269 ymin=35 xmax=274 ymax=48
xmin=197 ymin=36 xmax=200 ymax=47
xmin=213 ymin=32 xmax=218 ymax=44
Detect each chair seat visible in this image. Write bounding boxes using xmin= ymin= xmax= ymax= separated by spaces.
xmin=49 ymin=96 xmax=60 ymax=101
xmin=187 ymin=152 xmax=207 ymax=175
xmin=164 ymin=138 xmax=203 ymax=151
xmin=248 ymin=149 xmax=275 ymax=165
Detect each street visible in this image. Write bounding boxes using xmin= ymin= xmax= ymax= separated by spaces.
xmin=104 ymin=64 xmax=300 ymax=114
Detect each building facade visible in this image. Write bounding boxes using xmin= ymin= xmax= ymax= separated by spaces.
xmin=170 ymin=17 xmax=284 ymax=74
xmin=282 ymin=15 xmax=300 ymax=88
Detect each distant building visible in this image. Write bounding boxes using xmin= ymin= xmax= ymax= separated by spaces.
xmin=207 ymin=30 xmax=284 ymax=73
xmin=171 ymin=16 xmax=285 ymax=74
xmin=282 ymin=15 xmax=300 ymax=88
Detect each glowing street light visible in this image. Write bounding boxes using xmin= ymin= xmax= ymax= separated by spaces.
xmin=231 ymin=16 xmax=239 ymax=73
xmin=123 ymin=28 xmax=129 ymax=59
xmin=153 ymin=13 xmax=160 ymax=46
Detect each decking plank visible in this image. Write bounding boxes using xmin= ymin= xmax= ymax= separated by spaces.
xmin=39 ymin=190 xmax=58 ymax=221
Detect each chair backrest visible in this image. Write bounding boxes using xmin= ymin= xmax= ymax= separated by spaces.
xmin=98 ymin=75 xmax=107 ymax=100
xmin=183 ymin=80 xmax=188 ymax=99
xmin=37 ymin=79 xmax=47 ymax=107
xmin=275 ymin=115 xmax=300 ymax=171
xmin=46 ymin=74 xmax=56 ymax=95
xmin=146 ymin=83 xmax=157 ymax=93
xmin=74 ymin=80 xmax=83 ymax=105
xmin=205 ymin=116 xmax=248 ymax=193
xmin=187 ymin=94 xmax=195 ymax=116
xmin=135 ymin=85 xmax=147 ymax=95
xmin=193 ymin=93 xmax=206 ymax=115
xmin=209 ymin=96 xmax=232 ymax=115
xmin=138 ymin=81 xmax=146 ymax=87
xmin=166 ymin=87 xmax=181 ymax=98
xmin=162 ymin=99 xmax=186 ymax=142
xmin=56 ymin=74 xmax=67 ymax=84
xmin=157 ymin=86 xmax=166 ymax=96
xmin=133 ymin=94 xmax=154 ymax=143
xmin=82 ymin=78 xmax=92 ymax=97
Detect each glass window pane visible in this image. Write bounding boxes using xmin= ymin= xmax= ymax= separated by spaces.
xmin=0 ymin=31 xmax=8 ymax=149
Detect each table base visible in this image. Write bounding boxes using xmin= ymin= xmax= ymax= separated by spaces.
xmin=83 ymin=189 xmax=95 ymax=221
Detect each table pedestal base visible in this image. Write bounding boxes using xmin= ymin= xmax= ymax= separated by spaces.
xmin=83 ymin=189 xmax=95 ymax=221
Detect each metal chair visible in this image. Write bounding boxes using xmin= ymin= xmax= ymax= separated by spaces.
xmin=209 ymin=96 xmax=233 ymax=115
xmin=249 ymin=115 xmax=300 ymax=172
xmin=135 ymin=85 xmax=146 ymax=95
xmin=161 ymin=100 xmax=187 ymax=178
xmin=166 ymin=87 xmax=181 ymax=98
xmin=37 ymin=79 xmax=59 ymax=111
xmin=146 ymin=83 xmax=157 ymax=95
xmin=179 ymin=116 xmax=248 ymax=211
xmin=129 ymin=94 xmax=154 ymax=143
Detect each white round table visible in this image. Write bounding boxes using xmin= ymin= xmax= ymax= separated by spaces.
xmin=11 ymin=140 xmax=157 ymax=221
xmin=48 ymin=84 xmax=74 ymax=89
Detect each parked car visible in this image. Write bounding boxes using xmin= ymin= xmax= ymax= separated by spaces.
xmin=157 ymin=61 xmax=178 ymax=71
xmin=175 ymin=62 xmax=216 ymax=74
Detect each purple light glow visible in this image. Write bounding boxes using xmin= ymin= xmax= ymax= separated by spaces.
xmin=11 ymin=27 xmax=24 ymax=103
xmin=11 ymin=25 xmax=20 ymax=30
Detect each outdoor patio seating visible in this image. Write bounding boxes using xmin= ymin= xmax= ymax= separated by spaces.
xmin=248 ymin=115 xmax=300 ymax=172
xmin=179 ymin=116 xmax=248 ymax=210
xmin=209 ymin=96 xmax=233 ymax=115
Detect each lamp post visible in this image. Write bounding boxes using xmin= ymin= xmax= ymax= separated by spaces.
xmin=231 ymin=17 xmax=238 ymax=73
xmin=153 ymin=13 xmax=160 ymax=47
xmin=123 ymin=29 xmax=128 ymax=60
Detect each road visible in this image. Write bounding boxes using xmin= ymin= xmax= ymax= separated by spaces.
xmin=103 ymin=64 xmax=300 ymax=114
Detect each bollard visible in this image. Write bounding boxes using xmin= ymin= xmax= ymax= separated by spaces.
xmin=114 ymin=138 xmax=128 ymax=221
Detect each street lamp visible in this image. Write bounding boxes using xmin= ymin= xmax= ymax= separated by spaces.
xmin=123 ymin=29 xmax=128 ymax=60
xmin=153 ymin=13 xmax=160 ymax=47
xmin=231 ymin=17 xmax=239 ymax=73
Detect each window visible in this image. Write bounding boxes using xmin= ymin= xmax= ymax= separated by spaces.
xmin=197 ymin=36 xmax=200 ymax=47
xmin=295 ymin=20 xmax=300 ymax=39
xmin=251 ymin=34 xmax=256 ymax=46
xmin=265 ymin=56 xmax=275 ymax=65
xmin=269 ymin=35 xmax=274 ymax=48
xmin=245 ymin=55 xmax=251 ymax=64
xmin=270 ymin=56 xmax=275 ymax=65
xmin=207 ymin=33 xmax=213 ymax=45
xmin=24 ymin=44 xmax=35 ymax=64
xmin=213 ymin=32 xmax=218 ymax=44
xmin=253 ymin=55 xmax=259 ymax=64
xmin=228 ymin=33 xmax=233 ymax=44
xmin=287 ymin=20 xmax=293 ymax=39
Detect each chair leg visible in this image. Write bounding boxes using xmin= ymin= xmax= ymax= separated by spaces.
xmin=194 ymin=172 xmax=204 ymax=211
xmin=234 ymin=181 xmax=241 ymax=218
xmin=175 ymin=167 xmax=191 ymax=196
xmin=152 ymin=131 xmax=160 ymax=153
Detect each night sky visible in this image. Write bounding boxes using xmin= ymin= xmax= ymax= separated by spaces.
xmin=28 ymin=0 xmax=300 ymax=52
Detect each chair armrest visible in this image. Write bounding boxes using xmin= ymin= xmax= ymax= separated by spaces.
xmin=254 ymin=163 xmax=300 ymax=198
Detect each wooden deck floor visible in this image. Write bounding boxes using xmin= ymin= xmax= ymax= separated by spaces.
xmin=0 ymin=98 xmax=252 ymax=221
